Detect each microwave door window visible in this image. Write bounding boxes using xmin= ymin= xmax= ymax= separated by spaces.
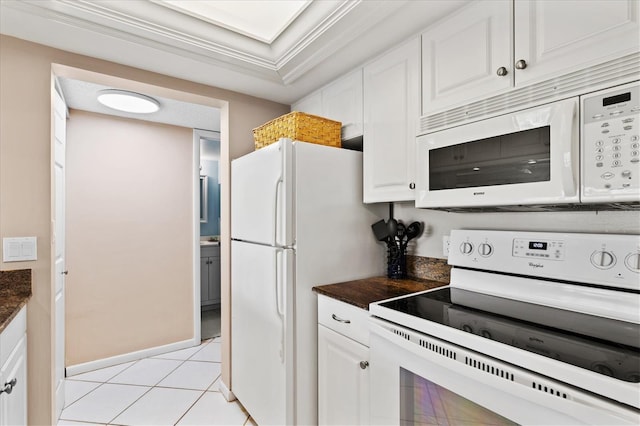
xmin=429 ymin=126 xmax=551 ymax=190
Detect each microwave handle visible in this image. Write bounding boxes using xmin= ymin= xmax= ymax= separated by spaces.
xmin=558 ymin=99 xmax=579 ymax=198
xmin=562 ymin=151 xmax=577 ymax=197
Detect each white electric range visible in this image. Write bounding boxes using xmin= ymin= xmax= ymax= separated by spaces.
xmin=369 ymin=230 xmax=640 ymax=425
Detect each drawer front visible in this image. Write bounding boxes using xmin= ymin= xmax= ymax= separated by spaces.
xmin=318 ymin=295 xmax=369 ymax=346
xmin=200 ymin=245 xmax=220 ymax=258
xmin=1 ymin=306 xmax=26 ymax=366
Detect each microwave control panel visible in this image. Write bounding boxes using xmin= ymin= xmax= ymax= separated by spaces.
xmin=581 ymin=81 xmax=640 ymax=203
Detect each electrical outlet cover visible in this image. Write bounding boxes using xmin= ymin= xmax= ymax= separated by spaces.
xmin=442 ymin=235 xmax=450 ymax=257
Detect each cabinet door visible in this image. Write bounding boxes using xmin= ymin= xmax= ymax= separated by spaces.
xmin=208 ymin=254 xmax=221 ymax=305
xmin=0 ymin=337 xmax=27 ymax=426
xmin=318 ymin=325 xmax=369 ymax=426
xmin=292 ymin=91 xmax=323 ymax=116
xmin=200 ymin=256 xmax=210 ymax=305
xmin=422 ymin=0 xmax=512 ymax=114
xmin=363 ymin=37 xmax=420 ymax=203
xmin=322 ymin=69 xmax=363 ymax=140
xmin=515 ymin=0 xmax=640 ymax=86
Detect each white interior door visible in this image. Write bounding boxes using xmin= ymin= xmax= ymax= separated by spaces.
xmin=53 ymin=87 xmax=67 ymax=418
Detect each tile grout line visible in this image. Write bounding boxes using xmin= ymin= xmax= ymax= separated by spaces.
xmin=105 ymin=357 xmax=190 ymax=425
xmin=59 ymin=339 xmax=220 ymax=425
xmin=172 ymin=389 xmax=209 ymax=426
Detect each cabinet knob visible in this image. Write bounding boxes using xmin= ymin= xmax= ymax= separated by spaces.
xmin=61 ymin=270 xmax=69 ymax=275
xmin=496 ymin=66 xmax=508 ymax=76
xmin=409 ymin=182 xmax=416 ymax=190
xmin=359 ymin=361 xmax=369 ymax=369
xmin=0 ymin=378 xmax=17 ymax=395
xmin=515 ymin=59 xmax=528 ymax=70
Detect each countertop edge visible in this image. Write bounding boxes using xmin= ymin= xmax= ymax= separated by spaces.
xmin=313 ymin=276 xmax=448 ymax=310
xmin=0 ymin=297 xmax=30 ymax=332
xmin=0 ymin=269 xmax=33 ymax=333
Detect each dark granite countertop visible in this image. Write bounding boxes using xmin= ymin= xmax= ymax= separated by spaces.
xmin=0 ymin=269 xmax=32 ymax=333
xmin=313 ymin=276 xmax=448 ymax=310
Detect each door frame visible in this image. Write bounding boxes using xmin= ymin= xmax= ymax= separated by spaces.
xmin=50 ymin=64 xmax=231 ymax=417
xmin=192 ymin=128 xmax=222 ymax=343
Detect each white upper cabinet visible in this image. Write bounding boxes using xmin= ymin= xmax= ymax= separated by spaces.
xmin=363 ymin=37 xmax=420 ymax=203
xmin=422 ymin=0 xmax=640 ymax=115
xmin=322 ymin=70 xmax=363 ymax=141
xmin=422 ymin=0 xmax=512 ymax=114
xmin=291 ymin=91 xmax=322 ymax=117
xmin=292 ymin=69 xmax=363 ymax=141
xmin=514 ymin=0 xmax=640 ymax=86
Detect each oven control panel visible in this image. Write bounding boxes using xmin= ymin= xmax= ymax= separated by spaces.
xmin=581 ymin=81 xmax=640 ymax=203
xmin=449 ymin=230 xmax=640 ymax=290
xmin=512 ymin=238 xmax=565 ymax=261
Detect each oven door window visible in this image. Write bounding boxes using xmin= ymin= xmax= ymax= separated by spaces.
xmin=400 ymin=367 xmax=517 ymax=425
xmin=429 ymin=126 xmax=551 ymax=190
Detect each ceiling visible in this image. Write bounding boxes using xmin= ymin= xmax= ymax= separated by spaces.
xmin=58 ymin=76 xmax=222 ymax=130
xmin=0 ymin=0 xmax=469 ymax=105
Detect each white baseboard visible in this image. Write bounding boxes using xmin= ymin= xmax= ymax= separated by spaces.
xmin=219 ymin=379 xmax=236 ymax=402
xmin=66 ymin=337 xmax=199 ymax=377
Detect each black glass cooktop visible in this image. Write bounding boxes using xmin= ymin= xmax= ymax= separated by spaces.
xmin=379 ymin=288 xmax=640 ymax=382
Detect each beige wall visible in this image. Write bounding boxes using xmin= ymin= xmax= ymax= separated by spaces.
xmin=0 ymin=34 xmax=289 ymax=425
xmin=65 ymin=110 xmax=193 ymax=365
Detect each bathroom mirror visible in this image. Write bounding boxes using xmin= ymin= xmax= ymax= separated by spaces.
xmin=199 ymin=175 xmax=208 ymax=223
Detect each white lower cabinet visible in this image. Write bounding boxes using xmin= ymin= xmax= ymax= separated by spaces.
xmin=317 ymin=295 xmax=370 ymax=425
xmin=201 ymin=245 xmax=221 ymax=306
xmin=0 ymin=307 xmax=27 ymax=426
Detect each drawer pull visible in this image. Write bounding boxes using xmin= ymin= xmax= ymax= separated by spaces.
xmin=331 ymin=314 xmax=351 ymax=324
xmin=360 ymin=361 xmax=369 ymax=369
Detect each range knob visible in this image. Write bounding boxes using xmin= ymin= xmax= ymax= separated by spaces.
xmin=590 ymin=250 xmax=616 ymax=269
xmin=626 ymin=372 xmax=640 ymax=382
xmin=460 ymin=242 xmax=474 ymax=255
xmin=478 ymin=243 xmax=493 ymax=257
xmin=625 ymin=253 xmax=640 ymax=273
xmin=593 ymin=364 xmax=614 ymax=377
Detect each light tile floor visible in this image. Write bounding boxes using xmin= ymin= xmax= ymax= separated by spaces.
xmin=58 ymin=338 xmax=255 ymax=425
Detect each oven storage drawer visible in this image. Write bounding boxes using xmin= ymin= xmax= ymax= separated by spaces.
xmin=318 ymin=295 xmax=369 ymax=346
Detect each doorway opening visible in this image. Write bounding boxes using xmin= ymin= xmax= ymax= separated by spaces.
xmin=197 ymin=130 xmax=222 ymax=340
xmin=51 ymin=63 xmax=229 ymax=419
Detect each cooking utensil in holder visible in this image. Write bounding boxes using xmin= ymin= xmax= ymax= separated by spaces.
xmin=387 ymin=243 xmax=407 ymax=279
xmin=372 ymin=216 xmax=423 ymax=279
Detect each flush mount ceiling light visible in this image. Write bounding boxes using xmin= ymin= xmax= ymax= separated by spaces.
xmin=97 ymin=89 xmax=160 ymax=114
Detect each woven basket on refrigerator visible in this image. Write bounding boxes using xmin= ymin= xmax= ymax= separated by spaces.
xmin=252 ymin=111 xmax=342 ymax=149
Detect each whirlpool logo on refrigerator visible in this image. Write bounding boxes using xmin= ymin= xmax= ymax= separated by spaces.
xmin=529 ymin=262 xmax=544 ymax=269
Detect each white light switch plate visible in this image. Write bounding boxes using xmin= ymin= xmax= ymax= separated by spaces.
xmin=3 ymin=237 xmax=37 ymax=262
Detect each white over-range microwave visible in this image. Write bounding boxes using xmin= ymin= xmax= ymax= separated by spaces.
xmin=415 ymin=81 xmax=640 ymax=209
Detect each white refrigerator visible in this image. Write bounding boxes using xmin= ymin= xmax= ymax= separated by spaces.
xmin=231 ymin=138 xmax=384 ymax=425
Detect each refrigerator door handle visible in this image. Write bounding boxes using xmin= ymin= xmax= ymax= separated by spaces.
xmin=275 ymin=248 xmax=285 ymax=363
xmin=273 ymin=176 xmax=282 ymax=247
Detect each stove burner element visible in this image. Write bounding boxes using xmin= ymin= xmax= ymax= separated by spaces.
xmin=379 ymin=288 xmax=640 ymax=383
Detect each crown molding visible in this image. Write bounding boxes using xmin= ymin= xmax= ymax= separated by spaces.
xmin=8 ymin=0 xmax=376 ymax=85
xmin=1 ymin=0 xmax=470 ymax=103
